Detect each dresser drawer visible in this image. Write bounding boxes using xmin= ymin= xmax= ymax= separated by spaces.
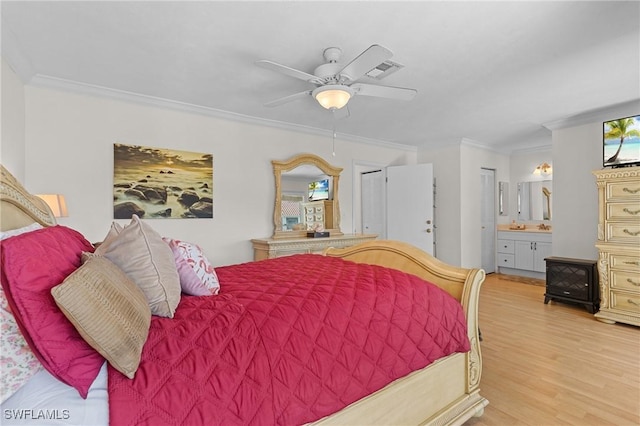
xmin=606 ymin=222 xmax=640 ymax=243
xmin=609 ymin=253 xmax=640 ymax=271
xmin=610 ymin=270 xmax=640 ymax=292
xmin=498 ymin=253 xmax=515 ymax=268
xmin=497 ymin=239 xmax=515 ymax=254
xmin=610 ymin=291 xmax=640 ymax=314
xmin=606 ymin=181 xmax=640 ymax=201
xmin=607 ymin=202 xmax=640 ymax=221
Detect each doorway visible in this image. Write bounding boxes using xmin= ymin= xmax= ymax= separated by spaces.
xmin=361 ymin=169 xmax=386 ymax=238
xmin=480 ymin=168 xmax=496 ymax=274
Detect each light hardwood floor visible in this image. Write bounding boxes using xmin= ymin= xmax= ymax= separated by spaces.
xmin=465 ymin=273 xmax=640 ymax=426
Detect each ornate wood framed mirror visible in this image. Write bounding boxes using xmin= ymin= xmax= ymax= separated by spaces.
xmin=272 ymin=153 xmax=343 ymax=239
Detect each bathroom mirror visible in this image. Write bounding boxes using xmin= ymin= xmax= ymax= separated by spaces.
xmin=498 ymin=182 xmax=509 ymax=216
xmin=517 ymin=180 xmax=552 ymax=221
xmin=272 ymin=153 xmax=343 ymax=239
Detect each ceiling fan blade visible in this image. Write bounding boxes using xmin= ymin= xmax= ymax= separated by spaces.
xmin=338 ymin=44 xmax=393 ymax=82
xmin=351 ymin=83 xmax=417 ymax=101
xmin=255 ymin=60 xmax=322 ymax=84
xmin=263 ymin=90 xmax=312 ymax=107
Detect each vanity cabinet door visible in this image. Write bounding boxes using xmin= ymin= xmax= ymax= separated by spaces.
xmin=533 ymin=242 xmax=552 ymax=272
xmin=514 ymin=240 xmax=551 ymax=272
xmin=515 ymin=241 xmax=534 ymax=270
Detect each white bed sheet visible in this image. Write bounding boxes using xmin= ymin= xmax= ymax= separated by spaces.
xmin=1 ymin=362 xmax=108 ymax=426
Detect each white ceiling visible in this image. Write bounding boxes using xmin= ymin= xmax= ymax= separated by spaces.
xmin=2 ymin=1 xmax=639 ymax=152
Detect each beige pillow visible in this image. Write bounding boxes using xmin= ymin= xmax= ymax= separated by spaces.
xmin=51 ymin=256 xmax=151 ymax=379
xmin=94 ymin=215 xmax=180 ymax=318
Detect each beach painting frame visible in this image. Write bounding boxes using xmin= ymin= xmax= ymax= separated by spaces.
xmin=113 ymin=143 xmax=213 ymax=219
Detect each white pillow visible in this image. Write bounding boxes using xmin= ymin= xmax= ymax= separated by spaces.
xmin=0 ymin=223 xmax=43 ymax=241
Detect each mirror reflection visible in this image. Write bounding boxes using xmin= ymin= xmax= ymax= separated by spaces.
xmin=281 ymin=167 xmax=331 ymax=231
xmin=518 ymin=180 xmax=552 ymax=221
xmin=272 ymin=154 xmax=343 ymax=239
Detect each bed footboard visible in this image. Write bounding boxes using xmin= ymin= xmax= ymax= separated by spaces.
xmin=322 ymin=240 xmax=487 ymax=425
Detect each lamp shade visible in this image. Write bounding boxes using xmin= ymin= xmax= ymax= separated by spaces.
xmin=312 ymin=85 xmax=353 ymax=110
xmin=36 ymin=194 xmax=68 ymax=217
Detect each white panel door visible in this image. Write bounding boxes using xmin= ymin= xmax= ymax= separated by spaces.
xmin=480 ymin=168 xmax=496 ymax=273
xmin=386 ymin=164 xmax=434 ymax=255
xmin=361 ymin=170 xmax=386 ymax=238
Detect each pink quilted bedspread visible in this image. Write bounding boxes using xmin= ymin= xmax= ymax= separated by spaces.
xmin=109 ymin=254 xmax=470 ymax=425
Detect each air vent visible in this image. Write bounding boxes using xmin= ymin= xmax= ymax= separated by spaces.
xmin=365 ymin=60 xmax=404 ymax=80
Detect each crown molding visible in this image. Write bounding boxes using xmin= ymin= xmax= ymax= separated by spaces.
xmin=509 ymin=144 xmax=552 ymax=155
xmin=460 ymin=137 xmax=506 ymax=153
xmin=26 ymin=74 xmax=417 ymax=153
xmin=543 ymin=99 xmax=640 ymax=131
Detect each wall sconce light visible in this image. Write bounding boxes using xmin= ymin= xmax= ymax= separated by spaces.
xmin=312 ymin=85 xmax=354 ymax=110
xmin=533 ymin=162 xmax=552 ymax=176
xmin=36 ymin=194 xmax=68 ymax=217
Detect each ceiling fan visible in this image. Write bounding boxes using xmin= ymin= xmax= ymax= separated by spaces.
xmin=255 ymin=44 xmax=417 ymax=110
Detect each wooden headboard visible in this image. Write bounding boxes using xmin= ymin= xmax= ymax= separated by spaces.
xmin=0 ymin=165 xmax=57 ymax=232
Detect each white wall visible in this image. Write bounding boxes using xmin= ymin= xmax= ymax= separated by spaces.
xmin=551 ymin=101 xmax=640 ymax=261
xmin=418 ymin=142 xmax=510 ymax=268
xmin=22 ymin=85 xmax=416 ymax=266
xmin=551 ymin=123 xmax=603 ymax=260
xmin=418 ymin=144 xmax=462 ymax=266
xmin=1 ymin=58 xmax=26 ymax=181
xmin=459 ymin=143 xmax=510 ymax=268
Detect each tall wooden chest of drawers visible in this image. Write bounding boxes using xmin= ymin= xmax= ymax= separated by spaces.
xmin=301 ymin=200 xmax=334 ymax=231
xmin=593 ymin=167 xmax=640 ymax=326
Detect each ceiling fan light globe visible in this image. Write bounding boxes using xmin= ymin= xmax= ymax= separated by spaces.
xmin=313 ymin=85 xmax=353 ymax=110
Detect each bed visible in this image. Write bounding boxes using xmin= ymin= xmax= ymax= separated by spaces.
xmin=0 ymin=164 xmax=488 ymax=425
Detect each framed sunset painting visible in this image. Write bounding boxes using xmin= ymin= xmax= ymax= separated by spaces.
xmin=113 ymin=143 xmax=213 ymax=219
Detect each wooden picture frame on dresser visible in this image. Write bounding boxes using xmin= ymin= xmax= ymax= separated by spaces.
xmin=593 ymin=166 xmax=640 ymax=326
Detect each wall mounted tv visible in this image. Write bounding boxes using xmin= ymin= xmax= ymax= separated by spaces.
xmin=603 ymin=114 xmax=640 ymax=168
xmin=308 ymin=178 xmax=330 ymax=201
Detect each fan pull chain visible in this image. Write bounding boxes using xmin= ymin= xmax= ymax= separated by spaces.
xmin=331 ymin=110 xmax=336 ymax=156
xmin=332 ymin=129 xmax=336 ymax=157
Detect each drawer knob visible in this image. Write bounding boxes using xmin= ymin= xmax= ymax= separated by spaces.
xmin=623 ymin=208 xmax=640 ymax=215
xmin=623 ymin=229 xmax=640 ymax=236
xmin=627 ymin=278 xmax=640 ymax=287
xmin=622 ymin=187 xmax=640 ymax=194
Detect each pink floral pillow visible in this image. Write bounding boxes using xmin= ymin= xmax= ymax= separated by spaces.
xmin=163 ymin=238 xmax=220 ymax=296
xmin=1 ymin=285 xmax=42 ymax=403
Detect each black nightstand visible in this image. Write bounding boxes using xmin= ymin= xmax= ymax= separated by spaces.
xmin=544 ymin=257 xmax=599 ymax=314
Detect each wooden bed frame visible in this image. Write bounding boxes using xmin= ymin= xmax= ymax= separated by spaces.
xmin=0 ymin=164 xmax=488 ymax=425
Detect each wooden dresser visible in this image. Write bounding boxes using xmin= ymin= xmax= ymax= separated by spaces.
xmin=593 ymin=167 xmax=640 ymax=326
xmin=251 ymin=234 xmax=377 ymax=261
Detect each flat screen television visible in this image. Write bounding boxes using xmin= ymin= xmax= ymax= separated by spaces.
xmin=603 ymin=114 xmax=640 ymax=168
xmin=308 ymin=178 xmax=330 ymax=201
